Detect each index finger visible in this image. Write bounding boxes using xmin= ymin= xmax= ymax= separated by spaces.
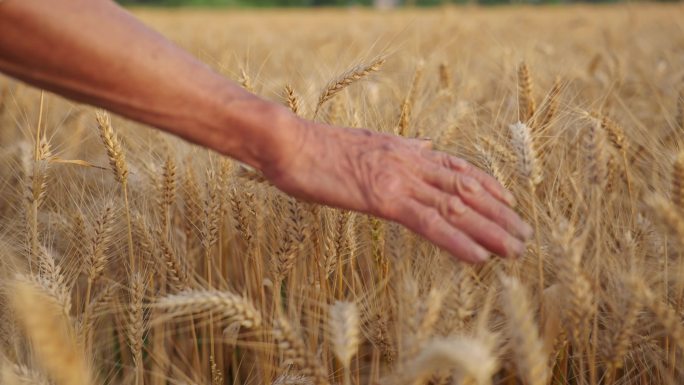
xmin=424 ymin=151 xmax=516 ymax=207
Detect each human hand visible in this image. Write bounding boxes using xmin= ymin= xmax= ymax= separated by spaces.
xmin=264 ymin=118 xmax=533 ymax=263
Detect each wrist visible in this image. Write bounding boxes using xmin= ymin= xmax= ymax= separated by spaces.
xmin=209 ymin=90 xmax=305 ymax=174
xmin=259 ymin=107 xmax=314 ymax=183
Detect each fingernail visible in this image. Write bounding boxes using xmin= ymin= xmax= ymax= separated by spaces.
xmin=508 ymin=239 xmax=526 ymax=258
xmin=505 ymin=191 xmax=517 ymax=207
xmin=420 ymin=138 xmax=433 ymax=150
xmin=522 ymin=223 xmax=534 ymax=240
xmin=475 ymin=248 xmax=491 ymax=262
xmin=449 ymin=196 xmax=467 ymax=215
xmin=462 ymin=175 xmax=482 ymax=193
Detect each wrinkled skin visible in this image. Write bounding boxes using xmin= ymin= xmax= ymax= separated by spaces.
xmin=0 ymin=0 xmax=532 ymax=263
xmin=266 ymin=120 xmax=533 ymax=263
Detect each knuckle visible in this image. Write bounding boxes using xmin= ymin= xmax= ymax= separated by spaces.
xmin=378 ymin=172 xmax=402 ymax=195
xmin=418 ymin=209 xmax=442 ymax=233
xmin=461 ymin=175 xmax=482 ymax=194
xmin=494 ymin=235 xmax=510 ymax=253
xmin=448 ymin=156 xmax=470 ymax=172
xmin=380 ymin=142 xmax=394 ymax=152
xmin=448 ymin=173 xmax=462 ymax=193
xmin=451 ymin=173 xmax=483 ymax=199
xmin=437 ymin=196 xmax=450 ymax=218
xmin=452 ymin=173 xmax=467 ymax=195
xmin=367 ymin=170 xmax=405 ymax=217
xmin=494 ymin=204 xmax=508 ymax=224
xmin=446 ymin=196 xmax=467 ymax=219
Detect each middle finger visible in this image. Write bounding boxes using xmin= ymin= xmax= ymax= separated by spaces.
xmin=421 ymin=164 xmax=533 ymax=241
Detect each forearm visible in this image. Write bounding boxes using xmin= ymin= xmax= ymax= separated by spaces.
xmin=0 ymin=0 xmax=299 ymax=171
xmin=0 ymin=0 xmax=531 ymax=263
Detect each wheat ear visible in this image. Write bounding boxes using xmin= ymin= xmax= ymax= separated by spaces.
xmin=382 ymin=336 xmax=497 ymax=385
xmin=603 ymin=283 xmax=641 ymax=372
xmin=500 ymin=275 xmax=549 ymax=385
xmin=538 ymin=76 xmax=561 ymax=130
xmin=601 ymin=114 xmax=635 ymax=211
xmin=646 ymin=194 xmax=684 ymax=247
xmin=25 ymin=135 xmax=51 ymax=270
xmin=210 ymin=355 xmax=223 ymax=385
xmin=551 ymin=222 xmax=594 ymax=346
xmin=509 ymin=121 xmax=542 ymax=186
xmin=329 ymin=301 xmax=359 ymax=385
xmin=95 ymin=111 xmax=135 ymax=268
xmin=239 ymin=67 xmax=253 ymax=92
xmin=314 ymin=57 xmax=385 ymax=118
xmin=672 ymin=152 xmax=684 ymax=213
xmin=127 ymin=272 xmax=146 ymax=385
xmin=85 ymin=202 xmax=114 ymax=302
xmin=396 ymin=60 xmax=424 ymax=137
xmin=509 ymin=121 xmax=543 ymax=295
xmin=95 ymin=112 xmax=127 ymax=184
xmin=160 ymin=155 xmax=176 ymax=233
xmin=630 ymin=278 xmax=684 ymax=351
xmin=155 ymin=290 xmax=262 ymax=329
xmin=584 ymin=117 xmax=608 ymax=187
xmin=182 ymin=164 xmax=203 ymax=243
xmin=10 ymin=277 xmax=92 ymax=385
xmin=34 ymin=247 xmax=71 ymax=316
xmin=158 ymin=232 xmax=190 ymax=291
xmin=284 ymin=84 xmax=300 ymax=116
xmin=273 ymin=314 xmax=329 ymax=385
xmin=676 ymin=89 xmax=684 ymax=131
xmin=272 ymin=196 xmax=307 ymax=282
xmin=2 ymin=363 xmax=50 ymax=385
xmin=517 ymin=61 xmax=536 ymax=122
xmin=438 ymin=61 xmax=452 ymax=92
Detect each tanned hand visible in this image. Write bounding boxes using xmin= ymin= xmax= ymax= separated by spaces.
xmin=0 ymin=0 xmax=532 ymax=263
xmin=265 ymin=119 xmax=533 ymax=263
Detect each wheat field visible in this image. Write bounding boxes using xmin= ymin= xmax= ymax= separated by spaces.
xmin=1 ymin=4 xmax=684 ymax=385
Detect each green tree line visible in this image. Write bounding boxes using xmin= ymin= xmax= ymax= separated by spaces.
xmin=118 ymin=0 xmax=602 ymax=7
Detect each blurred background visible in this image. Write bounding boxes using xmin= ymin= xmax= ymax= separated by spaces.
xmin=118 ymin=0 xmax=678 ymax=9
